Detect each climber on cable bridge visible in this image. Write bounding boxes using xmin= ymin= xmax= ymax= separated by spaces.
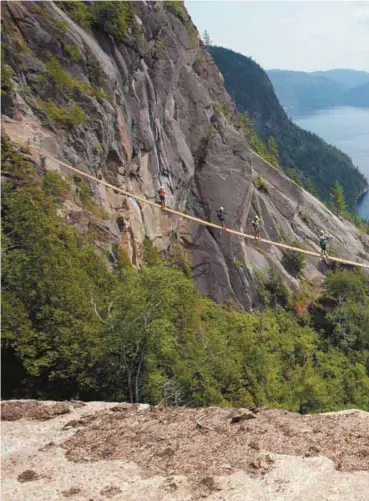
xmin=319 ymin=230 xmax=330 ymax=258
xmin=252 ymin=215 xmax=262 ymax=240
xmin=158 ymin=186 xmax=166 ymax=208
xmin=217 ymin=206 xmax=227 ymax=229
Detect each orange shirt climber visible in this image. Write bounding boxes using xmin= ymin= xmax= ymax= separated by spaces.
xmin=158 ymin=186 xmax=166 ymax=208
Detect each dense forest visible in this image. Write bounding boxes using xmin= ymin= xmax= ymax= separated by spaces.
xmin=209 ymin=46 xmax=367 ymax=210
xmin=2 ymin=137 xmax=369 ymax=412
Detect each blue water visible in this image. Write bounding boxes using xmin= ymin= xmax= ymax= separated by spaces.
xmin=290 ymin=106 xmax=369 ymax=219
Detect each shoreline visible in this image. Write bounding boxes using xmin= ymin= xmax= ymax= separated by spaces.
xmin=356 ymin=186 xmax=369 ymax=220
xmin=356 ymin=185 xmax=369 ymax=204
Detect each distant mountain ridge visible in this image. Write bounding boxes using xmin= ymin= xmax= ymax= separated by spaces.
xmin=342 ymin=81 xmax=369 ymax=107
xmin=310 ymin=69 xmax=369 ymax=89
xmin=267 ymin=69 xmax=369 ymax=112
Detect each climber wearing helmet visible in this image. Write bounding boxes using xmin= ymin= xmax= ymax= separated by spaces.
xmin=217 ymin=206 xmax=227 ymax=229
xmin=158 ymin=186 xmax=166 ymax=208
xmin=252 ymin=215 xmax=261 ymax=240
xmin=319 ymin=230 xmax=329 ymax=258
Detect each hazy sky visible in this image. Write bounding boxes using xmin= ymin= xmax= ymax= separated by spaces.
xmin=185 ymin=1 xmax=369 ymax=72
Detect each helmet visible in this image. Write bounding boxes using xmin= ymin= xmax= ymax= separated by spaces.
xmin=320 ymin=230 xmax=324 ymax=235
xmin=220 ymin=206 xmax=224 ymax=210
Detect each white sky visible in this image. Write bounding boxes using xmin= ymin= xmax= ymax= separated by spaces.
xmin=185 ymin=1 xmax=369 ymax=72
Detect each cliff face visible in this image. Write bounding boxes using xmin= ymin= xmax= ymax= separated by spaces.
xmin=2 ymin=1 xmax=368 ymax=310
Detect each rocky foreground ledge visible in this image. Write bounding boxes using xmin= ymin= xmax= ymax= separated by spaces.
xmin=1 ymin=400 xmax=369 ymax=500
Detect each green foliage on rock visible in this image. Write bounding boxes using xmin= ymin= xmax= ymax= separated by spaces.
xmin=54 ymin=19 xmax=68 ymax=33
xmin=1 ymin=44 xmax=14 ymax=95
xmin=63 ymin=43 xmax=81 ymax=63
xmin=31 ymin=5 xmax=53 ymax=20
xmin=45 ymin=55 xmax=89 ymax=93
xmin=285 ymin=168 xmax=303 ymax=186
xmin=90 ymin=1 xmax=133 ymax=40
xmin=37 ymin=99 xmax=86 ymax=127
xmin=255 ymin=268 xmax=290 ymax=309
xmin=56 ymin=1 xmax=93 ymax=30
xmin=281 ymin=241 xmax=307 ymax=278
xmin=164 ymin=1 xmax=186 ymax=19
xmin=235 ymin=112 xmax=280 ymax=170
xmin=37 ymin=53 xmax=108 ymax=127
xmin=74 ymin=177 xmax=107 ymax=219
xmin=253 ymin=175 xmax=267 ymax=191
xmin=58 ymin=1 xmax=136 ymax=41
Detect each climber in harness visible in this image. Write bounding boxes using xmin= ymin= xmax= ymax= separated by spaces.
xmin=252 ymin=215 xmax=262 ymax=240
xmin=217 ymin=206 xmax=227 ymax=229
xmin=158 ymin=186 xmax=166 ymax=208
xmin=319 ymin=230 xmax=329 ymax=258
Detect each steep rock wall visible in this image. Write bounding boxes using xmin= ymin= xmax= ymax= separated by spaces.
xmin=2 ymin=1 xmax=368 ymax=310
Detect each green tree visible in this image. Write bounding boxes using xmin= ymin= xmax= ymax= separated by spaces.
xmin=141 ymin=237 xmax=162 ymax=267
xmin=267 ymin=137 xmax=278 ymax=158
xmin=202 ymin=30 xmax=212 ymax=46
xmin=285 ymin=168 xmax=303 ymax=186
xmin=330 ymin=181 xmax=347 ymax=215
xmin=1 ymin=137 xmax=114 ymax=398
xmin=322 ymin=269 xmax=369 ymax=351
xmin=266 ymin=136 xmax=280 ymax=169
xmin=304 ymin=178 xmax=319 ymax=197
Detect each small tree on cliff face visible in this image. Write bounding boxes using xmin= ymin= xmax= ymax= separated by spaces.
xmin=330 ymin=181 xmax=347 ymax=216
xmin=266 ymin=136 xmax=280 ymax=170
xmin=267 ymin=137 xmax=278 ymax=160
xmin=202 ymin=30 xmax=212 ymax=46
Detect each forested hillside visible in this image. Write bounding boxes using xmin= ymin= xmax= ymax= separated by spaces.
xmin=266 ymin=70 xmax=346 ymax=111
xmin=267 ymin=69 xmax=369 ymax=111
xmin=2 ymin=138 xmax=369 ymax=412
xmin=312 ymin=69 xmax=369 ymax=88
xmin=343 ymin=81 xmax=369 ymax=107
xmin=209 ymin=46 xmax=367 ymax=209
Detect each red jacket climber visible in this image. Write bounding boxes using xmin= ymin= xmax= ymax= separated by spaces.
xmin=159 ymin=186 xmax=166 ymax=208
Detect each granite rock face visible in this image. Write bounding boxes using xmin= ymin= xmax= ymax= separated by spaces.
xmin=2 ymin=1 xmax=368 ymax=309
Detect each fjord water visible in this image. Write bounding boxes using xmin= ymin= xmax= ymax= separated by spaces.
xmin=291 ymin=106 xmax=369 ymax=219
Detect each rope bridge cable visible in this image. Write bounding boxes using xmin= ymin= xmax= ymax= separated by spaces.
xmin=19 ymin=143 xmax=369 ymax=270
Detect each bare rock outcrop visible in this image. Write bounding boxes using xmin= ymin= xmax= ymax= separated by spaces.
xmin=2 ymin=400 xmax=369 ymax=501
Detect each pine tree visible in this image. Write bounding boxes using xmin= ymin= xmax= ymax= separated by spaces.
xmin=330 ymin=181 xmax=347 ymax=215
xmin=305 ymin=179 xmax=318 ymax=197
xmin=202 ymin=30 xmax=212 ymax=46
xmin=267 ymin=137 xmax=279 ymax=160
xmin=266 ymin=136 xmax=280 ymax=169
